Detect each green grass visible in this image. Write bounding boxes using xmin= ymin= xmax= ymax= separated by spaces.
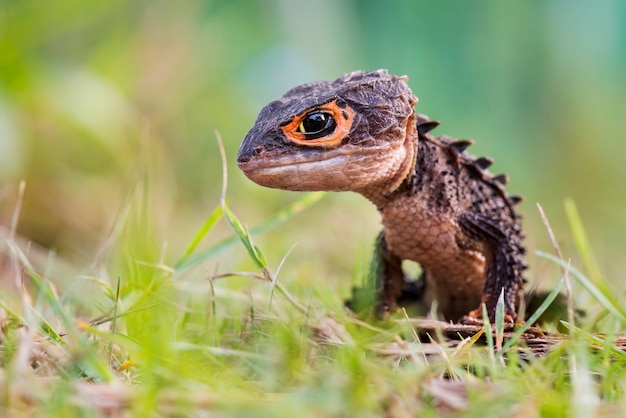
xmin=2 ymin=172 xmax=626 ymax=417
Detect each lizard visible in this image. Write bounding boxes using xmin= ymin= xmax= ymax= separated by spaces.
xmin=237 ymin=69 xmax=526 ymax=323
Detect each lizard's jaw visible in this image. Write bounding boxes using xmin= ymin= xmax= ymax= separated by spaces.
xmin=237 ymin=143 xmax=410 ymax=193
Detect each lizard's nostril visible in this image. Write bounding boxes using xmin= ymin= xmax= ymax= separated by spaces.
xmin=237 ymin=145 xmax=265 ymax=164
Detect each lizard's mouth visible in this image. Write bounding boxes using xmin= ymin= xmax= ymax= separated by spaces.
xmin=237 ymin=141 xmax=390 ymax=170
xmin=238 ymin=148 xmax=353 ymax=171
xmin=237 ymin=144 xmax=402 ymax=192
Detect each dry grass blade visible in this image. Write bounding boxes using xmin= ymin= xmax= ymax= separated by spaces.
xmin=424 ymin=379 xmax=477 ymax=412
xmin=206 ymin=270 xmax=310 ymax=315
xmin=8 ymin=182 xmax=32 ymax=308
xmin=537 ymin=203 xmax=575 ymax=337
xmin=402 ymin=318 xmax=560 ymax=359
xmin=311 ymin=317 xmax=355 ymax=346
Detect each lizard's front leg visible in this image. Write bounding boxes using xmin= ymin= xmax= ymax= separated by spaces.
xmin=347 ymin=232 xmax=423 ymax=317
xmin=374 ymin=232 xmax=406 ymax=316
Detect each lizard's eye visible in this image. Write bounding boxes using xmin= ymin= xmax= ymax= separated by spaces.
xmin=281 ymin=99 xmax=355 ymax=148
xmin=297 ymin=111 xmax=336 ymax=138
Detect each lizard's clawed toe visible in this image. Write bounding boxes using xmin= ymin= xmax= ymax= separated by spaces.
xmin=459 ymin=315 xmax=484 ymax=326
xmin=459 ymin=308 xmax=516 ymax=326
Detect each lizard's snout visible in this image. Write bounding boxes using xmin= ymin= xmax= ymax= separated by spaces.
xmin=237 ymin=134 xmax=266 ymax=165
xmin=237 ymin=147 xmax=264 ymax=164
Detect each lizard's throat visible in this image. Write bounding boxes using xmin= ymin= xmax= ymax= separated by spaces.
xmin=359 ymin=113 xmax=418 ymax=208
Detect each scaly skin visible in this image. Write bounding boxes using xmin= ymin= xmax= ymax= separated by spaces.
xmin=237 ymin=70 xmax=526 ymax=323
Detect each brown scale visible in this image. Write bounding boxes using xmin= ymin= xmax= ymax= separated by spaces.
xmin=237 ymin=70 xmax=526 ymax=323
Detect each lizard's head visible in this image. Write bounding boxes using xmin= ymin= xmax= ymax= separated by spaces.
xmin=237 ymin=70 xmax=418 ymax=194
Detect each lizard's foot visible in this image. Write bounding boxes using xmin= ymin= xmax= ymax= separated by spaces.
xmin=459 ymin=306 xmax=516 ymax=325
xmin=459 ymin=314 xmax=483 ymax=326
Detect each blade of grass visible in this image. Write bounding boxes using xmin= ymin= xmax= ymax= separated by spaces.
xmin=171 ymin=342 xmax=265 ymax=360
xmin=498 ymin=276 xmax=564 ymax=355
xmin=560 ymin=321 xmax=626 ymax=359
xmin=202 ymin=270 xmax=309 ymax=315
xmin=536 ymin=251 xmax=626 ymax=323
xmin=268 ymin=244 xmax=297 ymax=312
xmin=8 ymin=246 xmax=119 ymax=382
xmin=174 ymin=192 xmax=324 ymax=273
xmin=482 ymin=304 xmax=496 ymax=370
xmin=569 ymin=345 xmax=598 ymax=418
xmin=176 ymin=206 xmax=223 ymax=267
xmin=7 ymin=181 xmax=36 ymax=327
xmin=8 ymin=241 xmax=72 ymax=336
xmin=107 ymin=276 xmax=122 ymax=366
xmin=223 ymin=204 xmax=267 ymax=269
xmin=175 ymin=131 xmax=228 ymax=268
xmin=29 ymin=307 xmax=64 ymax=343
xmin=216 ymin=130 xmax=268 ymax=269
xmin=208 ymin=270 xmax=218 ymax=344
xmin=265 ymin=269 xmax=309 ymax=315
xmin=78 ymin=321 xmax=143 ymax=353
xmin=495 ymin=289 xmax=505 ymax=353
xmin=89 ymin=303 xmax=160 ymax=328
xmin=425 ymin=331 xmax=465 ymax=380
xmin=564 ymin=198 xmax=602 ymax=284
xmin=77 ymin=350 xmax=118 ymax=384
xmin=451 ymin=328 xmax=484 ymax=359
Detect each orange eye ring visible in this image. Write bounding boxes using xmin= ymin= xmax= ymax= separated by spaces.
xmin=281 ymin=99 xmax=355 ymax=148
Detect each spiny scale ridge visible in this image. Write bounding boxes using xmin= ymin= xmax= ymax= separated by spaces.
xmin=416 ymin=115 xmax=523 ymax=213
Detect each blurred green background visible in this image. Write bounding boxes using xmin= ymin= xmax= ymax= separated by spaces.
xmin=1 ymin=0 xmax=625 ymax=292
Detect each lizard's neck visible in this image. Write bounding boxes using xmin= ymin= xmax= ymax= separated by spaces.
xmin=359 ymin=115 xmax=418 ymax=210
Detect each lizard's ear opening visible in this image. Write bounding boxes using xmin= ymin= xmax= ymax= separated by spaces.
xmin=280 ymin=99 xmax=355 ymax=148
